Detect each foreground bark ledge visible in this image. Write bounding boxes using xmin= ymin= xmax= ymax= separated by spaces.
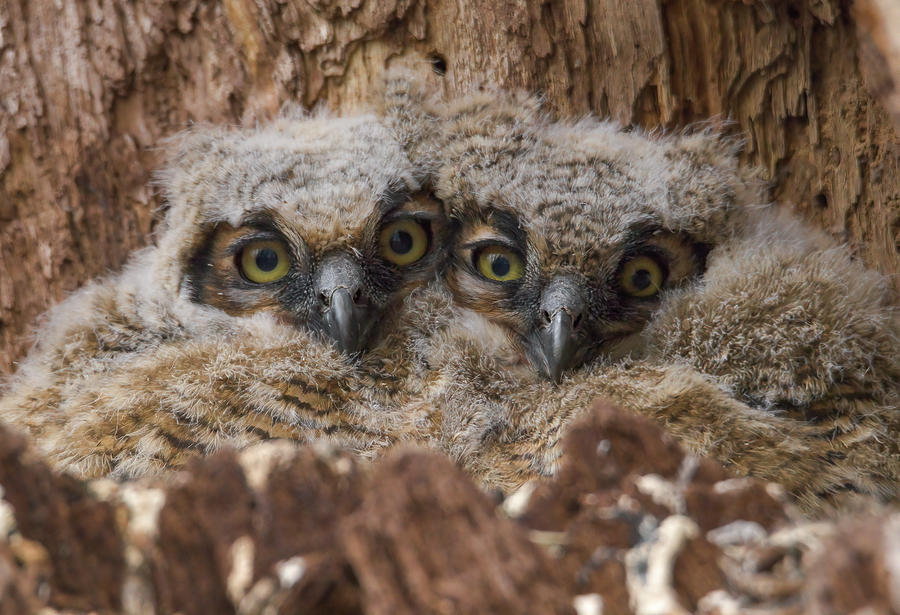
xmin=0 ymin=401 xmax=897 ymax=614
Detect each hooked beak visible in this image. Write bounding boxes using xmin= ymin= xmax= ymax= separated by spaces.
xmin=323 ymin=287 xmax=370 ymax=354
xmin=315 ymin=254 xmax=374 ymax=355
xmin=537 ymin=310 xmax=578 ymax=383
xmin=528 ymin=275 xmax=588 ymax=383
xmin=538 ymin=310 xmax=578 ymax=384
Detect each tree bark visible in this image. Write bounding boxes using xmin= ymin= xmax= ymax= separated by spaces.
xmin=1 ymin=0 xmax=897 ymax=375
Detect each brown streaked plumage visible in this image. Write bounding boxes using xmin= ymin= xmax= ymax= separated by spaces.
xmin=412 ymin=89 xmax=900 ymax=513
xmin=432 ymin=91 xmax=727 ymax=382
xmin=3 ymin=76 xmax=898 ymax=520
xmin=0 ymin=86 xmax=451 ymax=479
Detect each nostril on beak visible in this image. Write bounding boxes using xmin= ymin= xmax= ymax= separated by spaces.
xmin=572 ymin=311 xmax=583 ymax=330
xmin=540 ymin=309 xmax=552 ymax=326
xmin=320 ymin=287 xmax=365 ymax=309
xmin=533 ymin=275 xmax=589 ymax=380
xmin=541 ymin=308 xmax=582 ymax=330
xmin=313 ymin=253 xmax=374 ymax=354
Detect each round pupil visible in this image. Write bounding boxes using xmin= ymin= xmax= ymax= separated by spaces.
xmin=390 ymin=230 xmax=414 ymax=255
xmin=631 ymin=268 xmax=652 ymax=290
xmin=490 ymin=254 xmax=511 ymax=277
xmin=254 ymin=248 xmax=279 ymax=272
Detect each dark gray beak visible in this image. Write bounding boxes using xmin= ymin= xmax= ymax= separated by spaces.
xmin=538 ymin=311 xmax=578 ymax=383
xmin=324 ymin=287 xmax=368 ymax=353
xmin=530 ymin=276 xmax=587 ymax=383
xmin=315 ymin=253 xmax=373 ymax=354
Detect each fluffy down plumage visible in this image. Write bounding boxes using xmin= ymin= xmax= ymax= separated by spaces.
xmin=0 ymin=99 xmax=448 ymax=478
xmin=2 ymin=77 xmax=898 ymax=517
xmin=413 ymin=87 xmax=900 ymax=512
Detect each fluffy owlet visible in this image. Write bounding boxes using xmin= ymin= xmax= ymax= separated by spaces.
xmin=0 ymin=100 xmax=449 ymax=478
xmin=409 ymin=89 xmax=900 ymax=511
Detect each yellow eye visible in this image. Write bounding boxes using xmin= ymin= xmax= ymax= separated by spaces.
xmin=239 ymin=240 xmax=291 ymax=283
xmin=475 ymin=245 xmax=525 ymax=282
xmin=379 ymin=219 xmax=429 ymax=266
xmin=620 ymin=255 xmax=665 ymax=297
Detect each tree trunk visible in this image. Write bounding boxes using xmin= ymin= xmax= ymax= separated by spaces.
xmin=1 ymin=0 xmax=897 ymax=375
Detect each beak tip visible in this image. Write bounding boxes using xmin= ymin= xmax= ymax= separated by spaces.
xmin=535 ymin=311 xmax=577 ymax=383
xmin=324 ymin=288 xmax=370 ymax=355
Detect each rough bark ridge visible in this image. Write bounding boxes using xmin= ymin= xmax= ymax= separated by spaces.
xmin=1 ymin=401 xmax=899 ymax=614
xmin=0 ymin=0 xmax=897 ymax=374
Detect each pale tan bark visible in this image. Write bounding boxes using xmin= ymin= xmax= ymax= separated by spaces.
xmin=856 ymin=0 xmax=900 ymax=127
xmin=1 ymin=0 xmax=897 ymax=374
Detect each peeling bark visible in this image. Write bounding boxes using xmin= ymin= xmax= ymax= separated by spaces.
xmin=1 ymin=0 xmax=897 ymax=374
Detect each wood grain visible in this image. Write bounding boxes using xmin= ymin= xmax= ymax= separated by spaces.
xmin=1 ymin=0 xmax=897 ymax=374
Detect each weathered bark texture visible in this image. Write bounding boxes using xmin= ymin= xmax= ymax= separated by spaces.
xmin=1 ymin=400 xmax=899 ymax=614
xmin=856 ymin=0 xmax=900 ymax=127
xmin=1 ymin=0 xmax=898 ymax=374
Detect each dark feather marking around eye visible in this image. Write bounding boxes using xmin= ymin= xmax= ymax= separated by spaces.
xmin=692 ymin=242 xmax=712 ymax=274
xmin=460 ymin=237 xmax=523 ymax=253
xmin=225 ymin=229 xmax=287 ymax=257
xmin=377 ymin=182 xmax=411 ymax=214
xmin=185 ymin=225 xmax=220 ymax=304
xmin=237 ymin=212 xmax=286 ymax=237
xmin=616 ymin=244 xmax=670 ymax=270
xmin=186 ymin=218 xmax=305 ymax=318
xmin=620 ymin=224 xmax=666 ymax=253
xmin=380 ymin=210 xmax=443 ymax=225
xmin=486 ymin=209 xmax=527 ymax=244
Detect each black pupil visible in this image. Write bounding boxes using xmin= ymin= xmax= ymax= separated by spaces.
xmin=631 ymin=268 xmax=652 ymax=290
xmin=255 ymin=248 xmax=279 ymax=272
xmin=490 ymin=254 xmax=511 ymax=277
xmin=390 ymin=229 xmax=414 ymax=255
